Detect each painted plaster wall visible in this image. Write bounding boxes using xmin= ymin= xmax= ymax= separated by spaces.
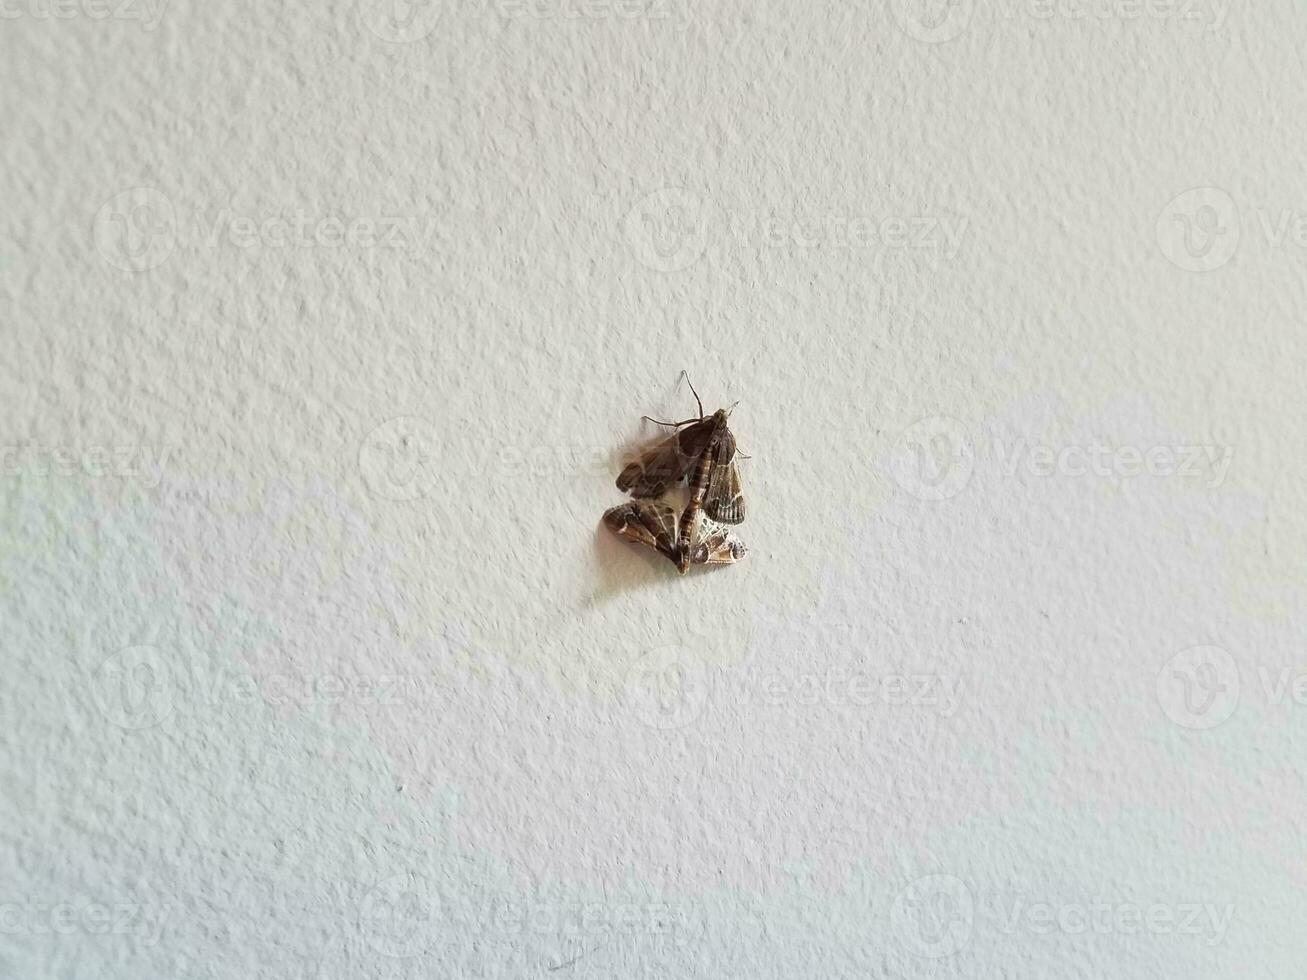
xmin=2 ymin=0 xmax=1305 ymax=976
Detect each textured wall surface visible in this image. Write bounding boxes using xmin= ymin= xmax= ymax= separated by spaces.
xmin=2 ymin=0 xmax=1304 ymax=976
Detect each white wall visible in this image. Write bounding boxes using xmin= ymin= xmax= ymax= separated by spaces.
xmin=3 ymin=0 xmax=1304 ymax=976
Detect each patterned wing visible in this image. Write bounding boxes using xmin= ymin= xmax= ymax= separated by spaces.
xmin=615 ymin=418 xmax=716 ymax=498
xmin=603 ymin=501 xmax=680 ymax=566
xmin=686 ymin=518 xmax=747 ymax=566
xmin=703 ymin=459 xmax=745 ymax=524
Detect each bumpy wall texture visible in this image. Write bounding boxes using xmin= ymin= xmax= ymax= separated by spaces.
xmin=2 ymin=0 xmax=1304 ymax=976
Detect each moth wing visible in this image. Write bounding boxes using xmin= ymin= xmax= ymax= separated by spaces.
xmin=603 ymin=501 xmax=679 ymax=564
xmin=615 ymin=419 xmax=715 ymax=498
xmin=615 ymin=433 xmax=687 ymax=498
xmin=703 ymin=459 xmax=746 ymax=524
xmin=687 ymin=518 xmax=748 ymax=566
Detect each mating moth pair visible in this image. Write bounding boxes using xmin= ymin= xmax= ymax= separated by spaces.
xmin=603 ymin=378 xmax=748 ymax=574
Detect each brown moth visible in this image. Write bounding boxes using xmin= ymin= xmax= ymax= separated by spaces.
xmin=603 ymin=500 xmax=747 ymax=574
xmin=608 ymin=376 xmax=747 ymax=573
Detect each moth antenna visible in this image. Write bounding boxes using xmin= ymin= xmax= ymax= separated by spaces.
xmin=643 ymin=414 xmax=701 ymax=428
xmin=682 ymin=373 xmax=704 ymax=419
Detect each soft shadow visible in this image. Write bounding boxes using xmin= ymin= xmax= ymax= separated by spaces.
xmin=587 ymin=516 xmax=679 ymax=606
